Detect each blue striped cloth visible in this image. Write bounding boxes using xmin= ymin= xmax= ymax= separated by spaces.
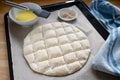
xmin=89 ymin=0 xmax=120 ymax=76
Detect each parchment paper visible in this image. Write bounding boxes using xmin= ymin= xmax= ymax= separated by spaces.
xmin=8 ymin=6 xmax=118 ymax=80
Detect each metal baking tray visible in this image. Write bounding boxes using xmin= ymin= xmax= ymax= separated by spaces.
xmin=4 ymin=0 xmax=110 ymax=80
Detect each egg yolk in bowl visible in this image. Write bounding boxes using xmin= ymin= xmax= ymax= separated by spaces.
xmin=16 ymin=10 xmax=37 ymax=22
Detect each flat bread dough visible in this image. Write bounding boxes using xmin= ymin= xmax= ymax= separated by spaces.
xmin=23 ymin=22 xmax=91 ymax=76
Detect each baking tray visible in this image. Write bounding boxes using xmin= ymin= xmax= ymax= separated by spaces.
xmin=4 ymin=0 xmax=111 ymax=80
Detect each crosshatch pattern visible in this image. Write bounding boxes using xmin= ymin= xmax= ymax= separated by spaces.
xmin=23 ymin=22 xmax=91 ymax=76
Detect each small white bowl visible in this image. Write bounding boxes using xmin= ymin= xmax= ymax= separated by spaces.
xmin=9 ymin=2 xmax=39 ymax=27
xmin=58 ymin=8 xmax=77 ymax=21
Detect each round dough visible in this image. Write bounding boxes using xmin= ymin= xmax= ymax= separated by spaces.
xmin=23 ymin=22 xmax=91 ymax=76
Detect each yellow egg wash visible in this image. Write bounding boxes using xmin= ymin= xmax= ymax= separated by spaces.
xmin=16 ymin=10 xmax=37 ymax=21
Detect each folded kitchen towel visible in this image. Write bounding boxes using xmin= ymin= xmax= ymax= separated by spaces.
xmin=90 ymin=0 xmax=120 ymax=76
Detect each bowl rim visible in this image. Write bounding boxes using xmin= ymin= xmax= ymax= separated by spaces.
xmin=9 ymin=2 xmax=39 ymax=24
xmin=9 ymin=10 xmax=38 ymax=23
xmin=58 ymin=8 xmax=78 ymax=21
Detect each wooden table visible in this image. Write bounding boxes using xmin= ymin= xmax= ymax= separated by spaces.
xmin=0 ymin=0 xmax=120 ymax=80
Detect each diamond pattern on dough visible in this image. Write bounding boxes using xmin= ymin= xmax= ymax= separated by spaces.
xmin=53 ymin=65 xmax=69 ymax=75
xmin=71 ymin=41 xmax=82 ymax=51
xmin=34 ymin=50 xmax=48 ymax=62
xmin=23 ymin=22 xmax=91 ymax=76
xmin=30 ymin=33 xmax=43 ymax=42
xmin=67 ymin=61 xmax=81 ymax=73
xmin=45 ymin=38 xmax=58 ymax=48
xmin=24 ymin=45 xmax=33 ymax=55
xmin=76 ymin=31 xmax=87 ymax=40
xmin=64 ymin=52 xmax=77 ymax=64
xmin=25 ymin=53 xmax=34 ymax=63
xmin=67 ymin=33 xmax=78 ymax=41
xmin=33 ymin=41 xmax=45 ymax=51
xmin=60 ymin=44 xmax=73 ymax=55
xmin=44 ymin=30 xmax=56 ymax=39
xmin=49 ymin=56 xmax=65 ymax=68
xmin=55 ymin=28 xmax=65 ymax=36
xmin=58 ymin=35 xmax=69 ymax=44
xmin=37 ymin=60 xmax=50 ymax=73
xmin=64 ymin=26 xmax=74 ymax=33
xmin=43 ymin=24 xmax=53 ymax=31
xmin=47 ymin=46 xmax=62 ymax=59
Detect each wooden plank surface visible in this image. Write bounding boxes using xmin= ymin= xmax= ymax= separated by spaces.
xmin=0 ymin=0 xmax=120 ymax=80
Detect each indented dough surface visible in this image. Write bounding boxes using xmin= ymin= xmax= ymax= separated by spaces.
xmin=23 ymin=22 xmax=91 ymax=76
